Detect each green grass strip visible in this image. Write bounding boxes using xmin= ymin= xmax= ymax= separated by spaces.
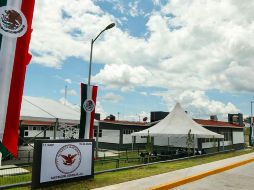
xmin=2 ymin=148 xmax=254 ymax=190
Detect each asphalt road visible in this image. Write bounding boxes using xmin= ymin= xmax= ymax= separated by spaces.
xmin=174 ymin=161 xmax=254 ymax=190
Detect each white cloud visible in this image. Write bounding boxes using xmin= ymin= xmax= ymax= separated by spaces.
xmin=31 ymin=0 xmax=254 ymax=105
xmin=65 ymin=78 xmax=72 ymax=84
xmin=140 ymin=92 xmax=148 ymax=96
xmin=112 ymin=0 xmax=125 ymax=14
xmin=30 ymin=0 xmax=114 ymax=68
xmin=59 ymin=97 xmax=80 ymax=111
xmin=152 ymin=0 xmax=163 ymax=6
xmin=95 ymin=101 xmax=107 ymax=119
xmin=93 ymin=64 xmax=152 ymax=91
xmin=153 ymin=90 xmax=239 ymax=120
xmin=123 ymin=111 xmax=150 ymax=122
xmin=60 ymin=89 xmax=78 ymax=96
xmin=101 ymin=92 xmax=123 ymax=103
xmin=128 ymin=1 xmax=139 ymax=17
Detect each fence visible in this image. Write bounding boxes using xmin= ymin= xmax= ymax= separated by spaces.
xmin=0 ymin=164 xmax=31 ymax=189
xmin=1 ymin=147 xmax=244 ymax=189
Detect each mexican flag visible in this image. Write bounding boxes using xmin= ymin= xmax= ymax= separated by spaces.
xmin=79 ymin=83 xmax=98 ymax=139
xmin=0 ymin=0 xmax=35 ymax=157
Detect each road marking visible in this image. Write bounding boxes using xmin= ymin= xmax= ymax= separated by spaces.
xmin=148 ymin=157 xmax=254 ymax=190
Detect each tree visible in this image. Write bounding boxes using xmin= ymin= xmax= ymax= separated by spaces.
xmin=212 ymin=136 xmax=217 ymax=151
xmin=186 ymin=129 xmax=194 ymax=156
xmin=145 ymin=130 xmax=153 ymax=163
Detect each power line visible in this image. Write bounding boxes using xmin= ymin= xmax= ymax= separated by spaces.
xmin=23 ymin=97 xmax=57 ymax=119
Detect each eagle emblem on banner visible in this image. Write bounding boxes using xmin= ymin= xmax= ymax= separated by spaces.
xmin=0 ymin=6 xmax=27 ymax=38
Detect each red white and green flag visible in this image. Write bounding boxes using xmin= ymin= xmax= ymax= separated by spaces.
xmin=0 ymin=0 xmax=35 ymax=157
xmin=79 ymin=83 xmax=98 ymax=139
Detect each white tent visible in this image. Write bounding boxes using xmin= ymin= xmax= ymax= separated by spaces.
xmin=132 ymin=103 xmax=223 ymax=139
xmin=20 ymin=96 xmax=99 ymax=126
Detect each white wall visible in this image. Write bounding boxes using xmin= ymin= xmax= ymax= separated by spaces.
xmin=123 ymin=134 xmax=132 ymax=144
xmin=25 ymin=129 xmax=64 ymax=139
xmin=135 ymin=136 xmax=147 ymax=143
xmin=219 ymin=141 xmax=232 ymax=146
xmin=154 ymin=136 xmax=197 ymax=148
xmin=122 ymin=135 xmax=148 ymax=144
xmin=46 ymin=131 xmax=54 ymax=138
xmin=202 ymin=142 xmax=218 ymax=149
xmin=25 ymin=130 xmax=44 ymax=138
xmin=97 ymin=129 xmax=120 ymax=144
xmin=233 ymin=131 xmax=244 ymax=144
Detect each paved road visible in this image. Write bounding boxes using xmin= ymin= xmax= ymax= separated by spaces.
xmin=174 ymin=161 xmax=254 ymax=190
xmin=93 ymin=152 xmax=254 ymax=190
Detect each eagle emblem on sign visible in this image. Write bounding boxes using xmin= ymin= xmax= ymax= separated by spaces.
xmin=61 ymin=154 xmax=77 ymax=166
xmin=55 ymin=144 xmax=81 ymax=174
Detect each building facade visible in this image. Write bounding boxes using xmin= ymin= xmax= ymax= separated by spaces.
xmin=19 ymin=112 xmax=245 ymax=153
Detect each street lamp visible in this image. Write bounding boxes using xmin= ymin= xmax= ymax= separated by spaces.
xmin=88 ymin=23 xmax=115 ymax=158
xmin=88 ymin=23 xmax=115 ymax=86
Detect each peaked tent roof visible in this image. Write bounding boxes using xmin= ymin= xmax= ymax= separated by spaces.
xmin=132 ymin=103 xmax=224 ymax=138
xmin=20 ymin=96 xmax=98 ymax=125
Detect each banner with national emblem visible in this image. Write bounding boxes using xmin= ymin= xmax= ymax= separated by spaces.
xmin=0 ymin=0 xmax=35 ymax=157
xmin=79 ymin=83 xmax=98 ymax=139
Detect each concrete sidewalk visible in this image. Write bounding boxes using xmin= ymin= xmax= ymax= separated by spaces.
xmin=92 ymin=151 xmax=254 ymax=190
xmin=0 ymin=165 xmax=29 ymax=176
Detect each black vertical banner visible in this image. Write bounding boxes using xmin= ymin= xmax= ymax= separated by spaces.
xmin=79 ymin=83 xmax=87 ymax=138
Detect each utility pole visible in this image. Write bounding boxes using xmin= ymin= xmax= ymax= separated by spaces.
xmin=117 ymin=112 xmax=120 ymax=120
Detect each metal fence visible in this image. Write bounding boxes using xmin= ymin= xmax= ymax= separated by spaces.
xmin=0 ymin=148 xmax=242 ymax=189
xmin=0 ymin=164 xmax=31 ymax=189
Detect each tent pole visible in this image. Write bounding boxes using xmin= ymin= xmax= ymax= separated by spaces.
xmin=193 ymin=134 xmax=195 ymax=155
xmin=167 ymin=137 xmax=169 ymax=152
xmin=0 ymin=152 xmax=2 ymax=167
xmin=95 ymin=122 xmax=100 ymax=158
xmin=54 ymin=118 xmax=58 ymax=139
xmin=132 ymin=136 xmax=134 ymax=151
xmin=223 ymin=139 xmax=225 ymax=151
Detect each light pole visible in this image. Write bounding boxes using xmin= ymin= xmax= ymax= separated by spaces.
xmin=88 ymin=23 xmax=115 ymax=158
xmin=88 ymin=23 xmax=115 ymax=86
xmin=250 ymin=101 xmax=254 ymax=146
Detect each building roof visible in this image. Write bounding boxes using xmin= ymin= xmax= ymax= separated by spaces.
xmin=21 ymin=120 xmax=55 ymax=126
xmin=194 ymin=119 xmax=244 ymax=128
xmin=100 ymin=119 xmax=147 ymax=126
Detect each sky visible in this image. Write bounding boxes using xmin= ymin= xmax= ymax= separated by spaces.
xmin=24 ymin=0 xmax=254 ymax=121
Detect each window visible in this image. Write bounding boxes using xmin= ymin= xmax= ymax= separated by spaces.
xmin=23 ymin=126 xmax=28 ymax=130
xmin=220 ymin=130 xmax=232 ymax=141
xmin=33 ymin=126 xmax=37 ymax=130
xmin=123 ymin=129 xmax=134 ymax=134
xmin=94 ymin=129 xmax=102 ymax=137
xmin=24 ymin=131 xmax=29 ymax=137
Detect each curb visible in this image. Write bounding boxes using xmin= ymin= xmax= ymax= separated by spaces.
xmin=148 ymin=157 xmax=254 ymax=190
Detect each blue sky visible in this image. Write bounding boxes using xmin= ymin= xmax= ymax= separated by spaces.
xmin=24 ymin=0 xmax=254 ymax=121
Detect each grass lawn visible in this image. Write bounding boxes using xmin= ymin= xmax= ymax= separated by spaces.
xmin=3 ymin=148 xmax=254 ymax=190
